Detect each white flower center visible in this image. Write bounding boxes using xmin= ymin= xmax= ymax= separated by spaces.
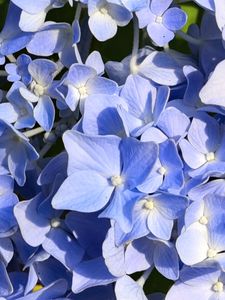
xmin=155 ymin=16 xmax=163 ymax=24
xmin=100 ymin=7 xmax=108 ymax=15
xmin=144 ymin=199 xmax=154 ymax=210
xmin=78 ymin=86 xmax=88 ymax=99
xmin=50 ymin=218 xmax=61 ymax=228
xmin=213 ymin=281 xmax=224 ymax=292
xmin=199 ymin=215 xmax=208 ymax=225
xmin=157 ymin=166 xmax=167 ymax=175
xmin=206 ymin=152 xmax=215 ymax=162
xmin=207 ymin=248 xmax=217 ymax=258
xmin=111 ymin=175 xmax=123 ymax=187
xmin=31 ymin=81 xmax=45 ymax=97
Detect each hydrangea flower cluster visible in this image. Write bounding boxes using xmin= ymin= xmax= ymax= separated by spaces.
xmin=1 ymin=0 xmax=225 ymax=299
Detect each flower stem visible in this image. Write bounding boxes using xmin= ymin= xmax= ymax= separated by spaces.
xmin=137 ymin=266 xmax=154 ymax=288
xmin=24 ymin=127 xmax=45 ymax=138
xmin=7 ymin=55 xmax=16 ymax=63
xmin=0 ymin=70 xmax=7 ymax=76
xmin=176 ymin=30 xmax=202 ymax=46
xmin=130 ymin=15 xmax=140 ymax=74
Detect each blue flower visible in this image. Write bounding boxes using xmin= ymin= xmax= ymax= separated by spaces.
xmin=6 ymin=82 xmax=35 ymax=130
xmin=180 ymin=112 xmax=225 ymax=179
xmin=88 ymin=0 xmax=132 ymax=41
xmin=0 ymin=175 xmax=18 ymax=236
xmin=52 ymin=130 xmax=158 ymax=232
xmin=0 ymin=120 xmax=38 ymax=186
xmin=166 ymin=266 xmax=225 ymax=300
xmin=58 ymin=63 xmax=118 ymax=113
xmin=19 ymin=59 xmax=58 ymax=131
xmin=0 ymin=3 xmax=33 ymax=58
xmin=137 ymin=0 xmax=187 ymax=46
xmin=5 ymin=54 xmax=32 ymax=85
xmin=118 ymin=74 xmax=170 ymax=137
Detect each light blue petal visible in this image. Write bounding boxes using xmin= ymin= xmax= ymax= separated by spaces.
xmin=151 ymin=0 xmax=172 ymax=15
xmin=82 ymin=94 xmax=126 ymax=136
xmin=176 ymin=223 xmax=208 ymax=265
xmin=188 ymin=112 xmax=220 ymax=154
xmin=33 ymin=96 xmax=55 ymax=131
xmin=0 ymin=260 xmax=13 ymax=297
xmin=157 ymin=107 xmax=190 ymax=142
xmin=42 ymin=228 xmax=84 ymax=270
xmin=11 ymin=0 xmax=51 ymax=14
xmin=19 ymin=10 xmax=46 ymax=32
xmin=0 ymin=103 xmax=18 ymax=124
xmin=200 ymin=59 xmax=225 ymax=107
xmin=52 ymin=170 xmax=114 ymax=212
xmin=154 ymin=241 xmax=179 ymax=280
xmin=72 ymin=257 xmax=116 ymax=293
xmin=179 ymin=139 xmax=206 ymax=169
xmin=85 ymin=51 xmax=104 ymax=75
xmin=86 ymin=77 xmax=117 ymax=96
xmin=18 ymin=279 xmax=68 ymax=300
xmin=62 ymin=131 xmax=121 ymax=177
xmin=88 ymin=11 xmax=117 ymax=41
xmin=121 ymin=137 xmax=158 ymax=189
xmin=27 ymin=23 xmax=70 ymax=56
xmin=100 ymin=189 xmax=141 ymax=233
xmin=147 ymin=23 xmax=174 ymax=47
xmin=139 ymin=51 xmax=185 ymax=86
xmin=115 ymin=275 xmax=148 ymax=300
xmin=125 ymin=238 xmax=153 ymax=274
xmin=147 ymin=209 xmax=173 ymax=240
xmin=102 ymin=227 xmax=126 ymax=277
xmin=14 ymin=194 xmax=50 ymax=247
xmin=28 ymin=59 xmax=57 ymax=87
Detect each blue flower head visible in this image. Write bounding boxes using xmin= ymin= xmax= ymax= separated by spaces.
xmin=137 ymin=0 xmax=187 ymax=46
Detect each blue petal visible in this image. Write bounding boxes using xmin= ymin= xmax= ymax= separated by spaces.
xmin=147 ymin=209 xmax=173 ymax=240
xmin=62 ymin=131 xmax=121 ymax=177
xmin=0 ymin=260 xmax=13 ymax=297
xmin=121 ymin=137 xmax=158 ymax=189
xmin=72 ymin=257 xmax=116 ymax=293
xmin=52 ymin=170 xmax=114 ymax=212
xmin=139 ymin=51 xmax=185 ymax=86
xmin=115 ymin=275 xmax=148 ymax=300
xmin=42 ymin=228 xmax=84 ymax=270
xmin=154 ymin=241 xmax=179 ymax=280
xmin=102 ymin=227 xmax=126 ymax=277
xmin=19 ymin=10 xmax=46 ymax=32
xmin=157 ymin=107 xmax=190 ymax=142
xmin=28 ymin=59 xmax=57 ymax=87
xmin=147 ymin=23 xmax=174 ymax=46
xmin=27 ymin=23 xmax=70 ymax=56
xmin=82 ymin=94 xmax=126 ymax=136
xmin=33 ymin=96 xmax=55 ymax=131
xmin=100 ymin=189 xmax=141 ymax=233
xmin=163 ymin=8 xmax=187 ymax=31
xmin=88 ymin=12 xmax=117 ymax=41
xmin=14 ymin=194 xmax=50 ymax=247
xmin=150 ymin=0 xmax=172 ymax=15
xmin=125 ymin=238 xmax=153 ymax=274
xmin=11 ymin=0 xmax=52 ymax=14
xmin=0 ymin=193 xmax=18 ymax=234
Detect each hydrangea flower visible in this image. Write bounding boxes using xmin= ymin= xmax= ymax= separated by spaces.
xmin=19 ymin=59 xmax=58 ymax=131
xmin=57 ymin=63 xmax=117 ymax=113
xmin=52 ymin=130 xmax=158 ymax=232
xmin=87 ymin=0 xmax=132 ymax=41
xmin=137 ymin=0 xmax=187 ymax=46
xmin=0 ymin=120 xmax=38 ymax=186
